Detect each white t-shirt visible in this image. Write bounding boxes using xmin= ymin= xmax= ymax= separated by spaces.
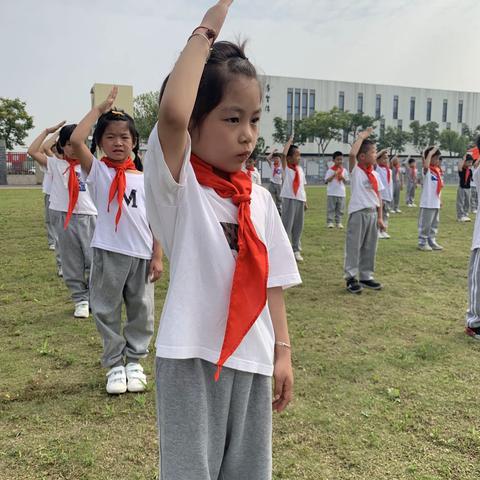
xmin=280 ymin=164 xmax=307 ymax=202
xmin=144 ymin=129 xmax=301 ymax=377
xmin=325 ymin=167 xmax=349 ymax=197
xmin=375 ymin=165 xmax=393 ymax=202
xmin=419 ymin=168 xmax=442 ymax=209
xmin=270 ymin=163 xmax=283 ymax=185
xmin=40 ymin=165 xmax=53 ymax=195
xmin=471 ymin=168 xmax=480 ymax=250
xmin=85 ymin=157 xmax=153 ymax=259
xmin=47 ymin=156 xmax=97 ymax=215
xmin=472 ymin=168 xmax=477 ymax=188
xmin=244 ymin=167 xmax=262 ymax=186
xmin=348 ymin=165 xmax=384 ymax=214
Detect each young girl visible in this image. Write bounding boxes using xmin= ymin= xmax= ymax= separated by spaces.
xmin=70 ymin=90 xmax=163 ymax=395
xmin=144 ymin=1 xmax=300 ymax=478
xmin=405 ymin=157 xmax=418 ymax=207
xmin=266 ymin=149 xmax=283 ymax=214
xmin=375 ymin=149 xmax=392 ymax=239
xmin=390 ymin=155 xmax=403 ymax=213
xmin=324 ymin=151 xmax=348 ymax=229
xmin=28 ymin=122 xmax=97 ymax=318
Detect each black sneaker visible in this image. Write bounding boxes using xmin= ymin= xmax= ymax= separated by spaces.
xmin=465 ymin=325 xmax=480 ymax=341
xmin=359 ymin=279 xmax=383 ymax=290
xmin=346 ymin=278 xmax=363 ymax=294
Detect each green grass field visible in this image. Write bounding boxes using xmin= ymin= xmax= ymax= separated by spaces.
xmin=1 ymin=186 xmax=480 ymax=480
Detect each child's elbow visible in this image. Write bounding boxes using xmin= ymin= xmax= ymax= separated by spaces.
xmin=158 ymin=104 xmax=189 ymax=132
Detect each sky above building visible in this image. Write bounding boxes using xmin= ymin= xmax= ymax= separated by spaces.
xmin=1 ymin=0 xmax=478 ymax=148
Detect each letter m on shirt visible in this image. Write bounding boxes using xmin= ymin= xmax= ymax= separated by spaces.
xmin=123 ymin=189 xmax=138 ymax=208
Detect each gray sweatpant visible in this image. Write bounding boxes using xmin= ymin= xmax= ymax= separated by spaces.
xmin=406 ymin=180 xmax=416 ymax=205
xmin=268 ymin=182 xmax=282 ymax=215
xmin=471 ymin=186 xmax=478 ymax=212
xmin=282 ymin=197 xmax=305 ymax=252
xmin=50 ymin=210 xmax=95 ymax=304
xmin=456 ymin=188 xmax=471 ymax=219
xmin=155 ymin=358 xmax=272 ymax=480
xmin=44 ymin=194 xmax=61 ymax=269
xmin=327 ymin=195 xmax=345 ymax=225
xmin=392 ymin=182 xmax=401 ymax=211
xmin=90 ymin=248 xmax=154 ymax=368
xmin=418 ymin=207 xmax=440 ymax=246
xmin=344 ymin=208 xmax=378 ymax=281
xmin=466 ymin=248 xmax=480 ymax=328
xmin=382 ymin=200 xmax=391 ymax=228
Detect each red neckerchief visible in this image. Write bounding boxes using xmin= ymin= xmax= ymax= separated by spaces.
xmin=378 ymin=164 xmax=391 ymax=184
xmin=410 ymin=165 xmax=417 ymax=180
xmin=358 ymin=164 xmax=379 ymax=197
xmin=63 ymin=156 xmax=80 ymax=229
xmin=101 ymin=156 xmax=137 ymax=231
xmin=464 ymin=166 xmax=471 ymax=184
xmin=287 ymin=162 xmax=300 ymax=195
xmin=331 ymin=164 xmax=344 ymax=180
xmin=190 ymin=154 xmax=269 ymax=381
xmin=429 ymin=166 xmax=444 ymax=196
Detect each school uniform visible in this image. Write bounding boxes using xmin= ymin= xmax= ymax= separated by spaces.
xmin=267 ymin=162 xmax=283 ymax=214
xmin=406 ymin=164 xmax=417 ymax=205
xmin=375 ymin=165 xmax=393 ymax=227
xmin=456 ymin=167 xmax=472 ymax=219
xmin=466 ymin=167 xmax=480 ymax=329
xmin=245 ymin=166 xmax=262 ymax=186
xmin=324 ymin=166 xmax=349 ymax=225
xmin=471 ymin=171 xmax=478 ymax=212
xmin=84 ymin=156 xmax=154 ymax=368
xmin=144 ymin=129 xmax=301 ymax=480
xmin=47 ymin=156 xmax=97 ymax=304
xmin=344 ymin=165 xmax=384 ymax=281
xmin=280 ymin=163 xmax=307 ymax=253
xmin=418 ymin=167 xmax=443 ymax=247
xmin=392 ymin=166 xmax=401 ymax=211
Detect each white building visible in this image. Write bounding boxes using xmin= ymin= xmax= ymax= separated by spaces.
xmin=258 ymin=75 xmax=480 ymax=156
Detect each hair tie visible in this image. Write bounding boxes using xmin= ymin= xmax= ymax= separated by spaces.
xmin=111 ymin=110 xmax=125 ymax=116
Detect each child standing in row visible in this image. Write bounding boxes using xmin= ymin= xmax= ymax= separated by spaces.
xmin=71 ymin=88 xmax=163 ymax=395
xmin=457 ymin=154 xmax=473 ymax=222
xmin=375 ymin=149 xmax=392 ymax=239
xmin=390 ymin=155 xmax=403 ymax=213
xmin=245 ymin=156 xmax=262 ymax=185
xmin=144 ymin=1 xmax=301 ymax=477
xmin=281 ymin=135 xmax=307 ymax=262
xmin=28 ymin=122 xmax=97 ymax=318
xmin=405 ymin=157 xmax=418 ymax=207
xmin=418 ymin=146 xmax=444 ymax=251
xmin=344 ymin=128 xmax=385 ymax=294
xmin=266 ymin=149 xmax=283 ymax=214
xmin=324 ymin=151 xmax=348 ymax=229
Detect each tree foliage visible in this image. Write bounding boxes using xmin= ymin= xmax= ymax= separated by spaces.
xmin=0 ymin=98 xmax=34 ymax=150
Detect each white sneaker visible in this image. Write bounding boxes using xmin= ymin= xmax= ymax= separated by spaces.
xmin=336 ymin=223 xmax=344 ymax=229
xmin=126 ymin=363 xmax=147 ymax=393
xmin=74 ymin=301 xmax=89 ymax=318
xmin=106 ymin=366 xmax=127 ymax=395
xmin=411 ymin=203 xmax=417 ymax=207
xmin=430 ymin=242 xmax=444 ymax=251
xmin=57 ymin=267 xmax=63 ymax=277
xmin=327 ymin=223 xmax=334 ymax=229
xmin=418 ymin=244 xmax=433 ymax=251
xmin=472 ymin=210 xmax=478 ymax=214
xmin=49 ymin=244 xmax=56 ymax=251
xmin=395 ymin=209 xmax=402 ymax=213
xmin=378 ymin=230 xmax=386 ymax=239
xmin=294 ymin=251 xmax=304 ymax=262
xmin=382 ymin=231 xmax=391 ymax=239
xmin=463 ymin=216 xmax=472 ymax=222
xmin=407 ymin=204 xmax=413 ymax=208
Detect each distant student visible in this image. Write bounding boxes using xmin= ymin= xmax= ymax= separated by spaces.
xmin=457 ymin=154 xmax=473 ymax=222
xmin=375 ymin=149 xmax=392 ymax=239
xmin=344 ymin=128 xmax=385 ymax=294
xmin=406 ymin=157 xmax=418 ymax=207
xmin=391 ymin=155 xmax=403 ymax=213
xmin=281 ymin=135 xmax=307 ymax=262
xmin=324 ymin=151 xmax=348 ymax=229
xmin=245 ymin=156 xmax=262 ymax=185
xmin=418 ymin=146 xmax=444 ymax=251
xmin=266 ymin=149 xmax=283 ymax=214
xmin=471 ymin=167 xmax=478 ymax=214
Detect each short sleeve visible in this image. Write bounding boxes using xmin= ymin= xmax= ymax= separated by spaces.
xmin=324 ymin=169 xmax=334 ymax=182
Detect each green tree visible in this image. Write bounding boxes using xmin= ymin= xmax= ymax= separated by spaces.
xmin=461 ymin=124 xmax=480 ymax=146
xmin=409 ymin=121 xmax=429 ymax=154
xmin=272 ymin=117 xmax=306 ymax=145
xmin=301 ymin=107 xmax=344 ymax=154
xmin=251 ymin=136 xmax=267 ymax=159
xmin=378 ymin=126 xmax=411 ymax=155
xmin=342 ymin=112 xmax=378 ymax=145
xmin=424 ymin=121 xmax=440 ymax=146
xmin=0 ymin=98 xmax=34 ymax=150
xmin=439 ymin=129 xmax=468 ymax=157
xmin=133 ymin=91 xmax=159 ymax=143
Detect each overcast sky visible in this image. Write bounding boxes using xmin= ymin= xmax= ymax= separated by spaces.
xmin=1 ymin=0 xmax=479 ymax=148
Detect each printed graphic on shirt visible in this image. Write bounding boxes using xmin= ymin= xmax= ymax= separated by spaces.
xmin=220 ymin=222 xmax=239 ymax=253
xmin=76 ymin=172 xmax=87 ymax=192
xmin=124 ymin=189 xmax=138 ymax=208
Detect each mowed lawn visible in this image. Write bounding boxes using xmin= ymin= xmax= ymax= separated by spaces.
xmin=1 ymin=185 xmax=480 ymax=480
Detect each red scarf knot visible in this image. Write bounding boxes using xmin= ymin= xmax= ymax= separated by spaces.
xmin=287 ymin=163 xmax=300 ymax=195
xmin=358 ymin=164 xmax=379 ymax=198
xmin=429 ymin=165 xmax=444 ymax=197
xmin=63 ymin=156 xmax=80 ymax=229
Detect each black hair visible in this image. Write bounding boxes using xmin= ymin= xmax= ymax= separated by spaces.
xmin=357 ymin=139 xmax=375 ymax=159
xmin=408 ymin=158 xmax=416 ymax=165
xmin=271 ymin=152 xmax=282 ymax=159
xmin=465 ymin=154 xmax=474 ymax=163
xmin=287 ymin=145 xmax=299 ymax=158
xmin=159 ymin=41 xmax=259 ymax=131
xmin=333 ymin=151 xmax=343 ymax=159
xmin=424 ymin=146 xmax=441 ymax=159
xmin=55 ymin=124 xmax=77 ymax=155
xmin=89 ymin=110 xmax=142 ymax=171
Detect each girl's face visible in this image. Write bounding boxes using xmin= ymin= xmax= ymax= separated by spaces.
xmin=62 ymin=141 xmax=75 ymax=159
xmin=334 ymin=156 xmax=343 ymax=166
xmin=431 ymin=155 xmax=440 ymax=167
xmin=100 ymin=121 xmax=135 ymax=162
xmin=191 ymin=76 xmax=262 ymax=173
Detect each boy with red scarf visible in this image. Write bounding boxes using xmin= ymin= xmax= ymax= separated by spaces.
xmin=391 ymin=155 xmax=403 ymax=213
xmin=280 ymin=135 xmax=307 ymax=262
xmin=325 ymin=151 xmax=348 ymax=228
xmin=406 ymin=157 xmax=418 ymax=207
xmin=375 ymin=149 xmax=393 ymax=239
xmin=418 ymin=146 xmax=444 ymax=251
xmin=344 ymin=128 xmax=385 ymax=294
xmin=266 ymin=149 xmax=283 ymax=214
xmin=456 ymin=154 xmax=474 ymax=222
xmin=244 ymin=156 xmax=262 ymax=185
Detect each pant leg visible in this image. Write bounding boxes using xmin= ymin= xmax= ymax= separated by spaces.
xmin=465 ymin=189 xmax=471 ymax=214
xmin=48 ymin=209 xmax=62 ymax=269
xmin=344 ymin=211 xmax=365 ymax=279
xmin=359 ymin=211 xmax=378 ymax=281
xmin=290 ymin=200 xmax=305 ymax=253
xmin=44 ymin=194 xmax=56 ymax=246
xmin=392 ymin=183 xmax=400 ymax=210
xmin=467 ymin=248 xmax=480 ymax=328
xmin=382 ymin=200 xmax=390 ymax=228
xmin=418 ymin=208 xmax=434 ymax=245
xmin=428 ymin=209 xmax=440 ymax=245
xmin=471 ymin=187 xmax=478 ymax=211
xmin=281 ymin=198 xmax=295 ymax=242
xmin=406 ymin=181 xmax=413 ymax=204
xmin=412 ymin=184 xmax=417 ymax=203
xmin=326 ymin=196 xmax=335 ymax=224
xmin=268 ymin=183 xmax=282 ymax=215
xmin=90 ymin=248 xmax=131 ymax=368
xmin=335 ymin=197 xmax=345 ymax=225
xmin=123 ymin=258 xmax=155 ymax=362
xmin=457 ymin=188 xmax=465 ymax=219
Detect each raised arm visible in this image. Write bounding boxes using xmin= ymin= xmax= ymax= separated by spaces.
xmin=157 ymin=0 xmax=233 ymax=182
xmin=349 ymin=127 xmax=373 ymax=172
xmin=27 ymin=121 xmax=66 ymax=167
xmin=458 ymin=155 xmax=466 ymax=172
xmin=71 ymin=87 xmax=118 ymax=174
xmin=281 ymin=135 xmax=293 ymax=171
xmin=266 ymin=148 xmax=278 ymax=168
xmin=43 ymin=132 xmax=60 ymax=157
xmin=423 ymin=147 xmax=437 ymax=172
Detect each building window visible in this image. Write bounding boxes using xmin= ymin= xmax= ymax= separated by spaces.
xmin=410 ymin=97 xmax=415 ymax=121
xmin=442 ymin=99 xmax=448 ymax=122
xmin=339 ymin=91 xmax=345 ymax=111
xmin=287 ymin=88 xmax=293 ymax=136
xmin=309 ymin=90 xmax=315 ymax=116
xmin=380 ymin=119 xmax=385 ymax=138
xmin=302 ymin=89 xmax=308 ymax=118
xmin=458 ymin=100 xmax=464 ymax=123
xmin=446 ymin=122 xmax=451 ymax=130
xmin=357 ymin=93 xmax=364 ymax=114
xmin=375 ymin=94 xmax=381 ymax=118
xmin=426 ymin=98 xmax=432 ymax=122
xmin=294 ymin=89 xmax=301 ymax=121
xmin=398 ymin=119 xmax=403 ymax=131
xmin=342 ymin=129 xmax=349 ymax=143
xmin=393 ymin=95 xmax=399 ymax=120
